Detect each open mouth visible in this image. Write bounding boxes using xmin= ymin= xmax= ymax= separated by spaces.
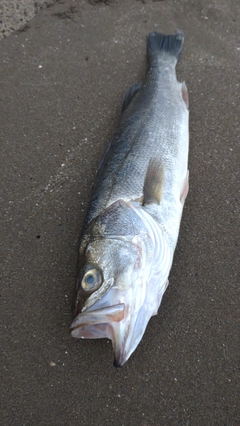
xmin=70 ymin=303 xmax=125 ymax=339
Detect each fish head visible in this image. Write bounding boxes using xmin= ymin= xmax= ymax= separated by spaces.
xmin=71 ymin=200 xmax=170 ymax=366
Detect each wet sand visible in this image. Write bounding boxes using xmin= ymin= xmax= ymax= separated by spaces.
xmin=1 ymin=0 xmax=239 ymax=424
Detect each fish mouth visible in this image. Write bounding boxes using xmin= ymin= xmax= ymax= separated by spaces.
xmin=70 ymin=303 xmax=132 ymax=366
xmin=70 ymin=303 xmax=125 ymax=338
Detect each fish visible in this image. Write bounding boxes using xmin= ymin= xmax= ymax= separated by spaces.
xmin=71 ymin=31 xmax=189 ymax=367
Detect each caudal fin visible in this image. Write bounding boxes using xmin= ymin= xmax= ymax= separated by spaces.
xmin=147 ymin=30 xmax=184 ymax=65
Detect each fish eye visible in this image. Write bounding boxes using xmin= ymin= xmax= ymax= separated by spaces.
xmin=81 ymin=268 xmax=102 ymax=292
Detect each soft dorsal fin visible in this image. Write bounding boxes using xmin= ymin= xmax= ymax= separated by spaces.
xmin=143 ymin=158 xmax=164 ymax=205
xmin=121 ymin=83 xmax=142 ymax=114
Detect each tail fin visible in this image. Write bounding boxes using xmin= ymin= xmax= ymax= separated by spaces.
xmin=147 ymin=31 xmax=184 ymax=65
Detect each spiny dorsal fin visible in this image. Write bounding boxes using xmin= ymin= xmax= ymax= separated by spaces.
xmin=121 ymin=83 xmax=142 ymax=114
xmin=143 ymin=158 xmax=164 ymax=205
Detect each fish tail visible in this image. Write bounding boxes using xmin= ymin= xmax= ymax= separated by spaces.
xmin=147 ymin=31 xmax=184 ymax=66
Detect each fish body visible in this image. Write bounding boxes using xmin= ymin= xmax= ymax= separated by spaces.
xmin=71 ymin=31 xmax=189 ymax=366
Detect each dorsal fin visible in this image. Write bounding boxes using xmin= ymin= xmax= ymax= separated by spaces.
xmin=143 ymin=158 xmax=164 ymax=205
xmin=121 ymin=83 xmax=142 ymax=114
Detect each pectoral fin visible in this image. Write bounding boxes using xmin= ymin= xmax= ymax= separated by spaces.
xmin=143 ymin=158 xmax=164 ymax=205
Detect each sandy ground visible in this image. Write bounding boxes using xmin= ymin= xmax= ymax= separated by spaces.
xmin=1 ymin=0 xmax=239 ymax=425
xmin=0 ymin=0 xmax=54 ymax=39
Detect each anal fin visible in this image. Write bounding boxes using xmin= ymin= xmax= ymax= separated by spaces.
xmin=181 ymin=82 xmax=189 ymax=109
xmin=143 ymin=158 xmax=164 ymax=205
xmin=180 ymin=170 xmax=189 ymax=204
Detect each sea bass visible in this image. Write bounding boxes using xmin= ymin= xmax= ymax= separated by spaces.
xmin=71 ymin=31 xmax=189 ymax=367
